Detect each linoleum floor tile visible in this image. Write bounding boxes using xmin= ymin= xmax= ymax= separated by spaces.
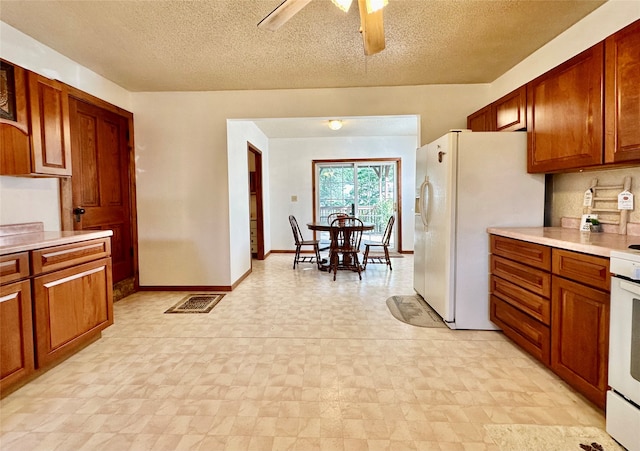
xmin=0 ymin=255 xmax=608 ymax=450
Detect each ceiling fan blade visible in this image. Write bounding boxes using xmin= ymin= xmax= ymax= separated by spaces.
xmin=258 ymin=0 xmax=313 ymax=31
xmin=358 ymin=0 xmax=385 ymax=55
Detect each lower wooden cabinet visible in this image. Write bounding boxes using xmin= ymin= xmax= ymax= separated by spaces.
xmin=0 ymin=235 xmax=113 ymax=397
xmin=551 ymin=275 xmax=609 ymax=409
xmin=490 ymin=234 xmax=611 ymax=409
xmin=0 ymin=279 xmax=34 ymax=392
xmin=33 ymin=257 xmax=113 ymax=368
xmin=490 ymin=293 xmax=550 ymax=364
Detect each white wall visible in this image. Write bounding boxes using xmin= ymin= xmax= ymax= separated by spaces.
xmin=132 ymin=85 xmax=482 ymax=286
xmin=227 ymin=121 xmax=270 ymax=283
xmin=0 ymin=22 xmax=132 ymax=230
xmin=0 ymin=177 xmax=59 ymax=230
xmin=133 ymin=92 xmax=232 ymax=286
xmin=269 ymin=135 xmax=418 ymax=251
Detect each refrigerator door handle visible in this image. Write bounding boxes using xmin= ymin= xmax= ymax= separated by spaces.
xmin=420 ymin=176 xmax=430 ymax=227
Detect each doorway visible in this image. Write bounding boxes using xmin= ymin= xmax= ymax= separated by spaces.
xmin=313 ymin=159 xmax=401 ymax=251
xmin=248 ymin=143 xmax=265 ymax=260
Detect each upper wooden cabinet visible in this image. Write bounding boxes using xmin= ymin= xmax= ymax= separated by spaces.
xmin=467 ymin=105 xmax=492 ymax=131
xmin=527 ymin=43 xmax=604 ymax=173
xmin=0 ymin=61 xmax=72 ymax=177
xmin=28 ymin=72 xmax=72 ymax=176
xmin=494 ymin=86 xmax=527 ymax=131
xmin=0 ymin=61 xmax=30 ymax=173
xmin=604 ymin=19 xmax=640 ymax=163
xmin=467 ymin=86 xmax=526 ymax=132
xmin=467 ymin=19 xmax=639 ymax=173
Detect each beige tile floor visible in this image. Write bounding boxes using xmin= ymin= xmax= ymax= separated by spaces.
xmin=0 ymin=254 xmax=607 ymax=451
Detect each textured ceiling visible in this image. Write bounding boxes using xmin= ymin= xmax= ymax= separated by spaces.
xmin=252 ymin=115 xmax=420 ymax=138
xmin=0 ymin=0 xmax=606 ymax=92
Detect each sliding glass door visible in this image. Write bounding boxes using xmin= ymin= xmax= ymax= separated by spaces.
xmin=315 ymin=160 xmax=397 ymax=249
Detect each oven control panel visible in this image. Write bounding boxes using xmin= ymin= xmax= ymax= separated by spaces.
xmin=611 ymin=249 xmax=640 ymax=281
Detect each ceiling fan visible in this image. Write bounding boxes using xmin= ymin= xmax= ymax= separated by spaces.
xmin=257 ymin=0 xmax=387 ymax=56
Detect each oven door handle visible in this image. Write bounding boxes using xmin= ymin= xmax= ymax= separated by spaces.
xmin=618 ymin=279 xmax=640 ymax=296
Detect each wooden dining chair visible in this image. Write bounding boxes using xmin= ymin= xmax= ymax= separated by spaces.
xmin=327 ymin=212 xmax=348 ymax=224
xmin=363 ymin=215 xmax=395 ymax=270
xmin=328 ymin=216 xmax=364 ymax=280
xmin=288 ymin=215 xmax=323 ymax=269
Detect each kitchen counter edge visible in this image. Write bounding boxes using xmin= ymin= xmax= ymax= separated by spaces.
xmin=487 ymin=227 xmax=637 ymax=258
xmin=0 ymin=229 xmax=114 ymax=256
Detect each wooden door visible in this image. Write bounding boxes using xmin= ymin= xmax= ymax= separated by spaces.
xmin=551 ymin=275 xmax=609 ymax=409
xmin=527 ymin=43 xmax=604 ymax=173
xmin=69 ymin=98 xmax=133 ymax=283
xmin=605 ymin=19 xmax=640 ymax=163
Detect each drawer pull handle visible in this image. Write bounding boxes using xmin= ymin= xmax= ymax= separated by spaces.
xmin=43 ymin=266 xmax=104 ymax=288
xmin=0 ymin=292 xmax=19 ymax=304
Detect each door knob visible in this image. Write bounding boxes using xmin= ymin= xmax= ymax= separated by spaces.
xmin=73 ymin=207 xmax=85 ymax=223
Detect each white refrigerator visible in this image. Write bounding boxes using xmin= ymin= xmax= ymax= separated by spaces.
xmin=414 ymin=131 xmax=545 ymax=330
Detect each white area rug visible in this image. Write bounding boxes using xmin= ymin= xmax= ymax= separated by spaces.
xmin=484 ymin=424 xmax=624 ymax=451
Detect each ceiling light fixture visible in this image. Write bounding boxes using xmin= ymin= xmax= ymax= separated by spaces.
xmin=331 ymin=0 xmax=353 ymax=12
xmin=328 ymin=120 xmax=343 ymax=130
xmin=365 ymin=0 xmax=388 ymax=14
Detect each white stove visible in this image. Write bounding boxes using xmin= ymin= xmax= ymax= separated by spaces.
xmin=607 ymin=247 xmax=640 ymax=451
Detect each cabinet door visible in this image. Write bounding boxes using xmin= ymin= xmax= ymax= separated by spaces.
xmin=493 ymin=86 xmax=526 ymax=131
xmin=0 ymin=279 xmax=34 ymax=392
xmin=28 ymin=72 xmax=72 ymax=176
xmin=527 ymin=43 xmax=604 ymax=173
xmin=0 ymin=61 xmax=31 ymax=175
xmin=605 ymin=19 xmax=640 ymax=163
xmin=551 ymin=275 xmax=609 ymax=409
xmin=33 ymin=258 xmax=113 ymax=368
xmin=467 ymin=105 xmax=493 ymax=131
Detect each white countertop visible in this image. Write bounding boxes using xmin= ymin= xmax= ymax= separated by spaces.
xmin=0 ymin=229 xmax=113 ymax=256
xmin=487 ymin=227 xmax=639 ymax=258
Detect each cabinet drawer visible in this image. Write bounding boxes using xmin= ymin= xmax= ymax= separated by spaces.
xmin=491 ymin=275 xmax=550 ymax=325
xmin=552 ymin=249 xmax=610 ymax=291
xmin=490 ymin=235 xmax=551 ymax=270
xmin=491 ymin=255 xmax=551 ymax=298
xmin=0 ymin=252 xmax=30 ymax=285
xmin=32 ymin=238 xmax=111 ymax=275
xmin=491 ymin=295 xmax=550 ymax=365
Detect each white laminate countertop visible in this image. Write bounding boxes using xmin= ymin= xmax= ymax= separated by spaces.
xmin=0 ymin=229 xmax=113 ymax=256
xmin=487 ymin=227 xmax=639 ymax=258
